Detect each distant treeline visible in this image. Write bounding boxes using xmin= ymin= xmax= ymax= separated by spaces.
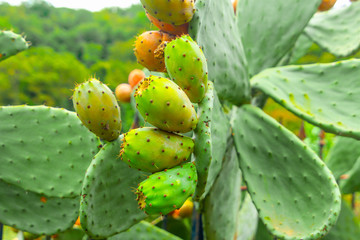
xmin=0 ymin=0 xmax=152 ymax=109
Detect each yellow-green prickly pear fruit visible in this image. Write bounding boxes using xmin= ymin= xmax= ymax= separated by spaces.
xmin=140 ymin=0 xmax=195 ymax=26
xmin=136 ymin=162 xmax=197 ymax=215
xmin=120 ymin=127 xmax=194 ymax=172
xmin=134 ymin=76 xmax=198 ymax=133
xmin=72 ymin=79 xmax=121 ymax=141
xmin=165 ymin=35 xmax=208 ymax=103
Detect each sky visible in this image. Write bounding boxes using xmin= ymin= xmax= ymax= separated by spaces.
xmin=0 ymin=0 xmax=351 ymax=12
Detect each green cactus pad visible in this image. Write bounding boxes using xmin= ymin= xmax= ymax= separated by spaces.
xmin=322 ymin=201 xmax=360 ymax=240
xmin=120 ymin=127 xmax=194 ymax=173
xmin=236 ymin=0 xmax=320 ymax=76
xmin=108 ymin=221 xmax=181 ymax=240
xmin=325 ymin=136 xmax=360 ymax=179
xmin=289 ymin=34 xmax=313 ymax=64
xmin=0 ymin=179 xmax=78 ymax=235
xmin=80 ymin=138 xmax=148 ymax=239
xmin=236 ymin=194 xmax=258 ymax=240
xmin=189 ymin=0 xmax=250 ymax=105
xmin=165 ymin=35 xmax=208 ymax=103
xmin=305 ymin=2 xmax=360 ymax=57
xmin=203 ymin=145 xmax=242 ymax=240
xmin=136 ymin=162 xmax=197 ymax=216
xmin=193 ymin=81 xmax=231 ymax=200
xmin=73 ymin=79 xmax=121 ymax=141
xmin=0 ymin=30 xmax=29 ymax=61
xmin=231 ymin=105 xmax=341 ymax=240
xmin=0 ymin=106 xmax=99 ymax=198
xmin=134 ymin=76 xmax=197 ymax=133
xmin=339 ymin=156 xmax=360 ymax=194
xmin=252 ymin=60 xmax=360 ymax=140
xmin=140 ymin=0 xmax=195 ymax=26
xmin=255 ymin=220 xmax=274 ymax=240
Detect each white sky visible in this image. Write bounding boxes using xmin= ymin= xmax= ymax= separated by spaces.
xmin=0 ymin=0 xmax=351 ymax=12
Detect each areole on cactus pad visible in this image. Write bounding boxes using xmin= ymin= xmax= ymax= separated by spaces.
xmin=120 ymin=127 xmax=194 ymax=172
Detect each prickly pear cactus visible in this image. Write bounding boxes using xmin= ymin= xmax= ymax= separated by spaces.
xmin=134 ymin=75 xmax=197 ymax=133
xmin=165 ymin=35 xmax=208 ymax=103
xmin=140 ymin=0 xmax=195 ymax=25
xmin=73 ymin=79 xmax=122 ymax=141
xmin=0 ymin=30 xmax=29 ymax=61
xmin=120 ymin=127 xmax=194 ymax=172
xmin=136 ymin=162 xmax=197 ymax=215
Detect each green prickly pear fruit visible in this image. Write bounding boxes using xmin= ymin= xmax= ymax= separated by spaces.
xmin=134 ymin=31 xmax=175 ymax=72
xmin=0 ymin=30 xmax=29 ymax=61
xmin=136 ymin=162 xmax=197 ymax=215
xmin=165 ymin=35 xmax=208 ymax=103
xmin=120 ymin=127 xmax=194 ymax=172
xmin=140 ymin=0 xmax=195 ymax=26
xmin=72 ymin=78 xmax=121 ymax=141
xmin=134 ymin=75 xmax=198 ymax=133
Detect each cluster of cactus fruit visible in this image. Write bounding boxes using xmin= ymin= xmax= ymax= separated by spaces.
xmin=2 ymin=0 xmax=360 ymax=239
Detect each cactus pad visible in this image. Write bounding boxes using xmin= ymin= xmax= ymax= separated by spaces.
xmin=134 ymin=75 xmax=197 ymax=133
xmin=231 ymin=105 xmax=341 ymax=240
xmin=339 ymin=156 xmax=360 ymax=194
xmin=0 ymin=30 xmax=29 ymax=61
xmin=189 ymin=0 xmax=250 ymax=105
xmin=140 ymin=0 xmax=195 ymax=26
xmin=202 ymin=146 xmax=241 ymax=240
xmin=165 ymin=35 xmax=208 ymax=103
xmin=325 ymin=136 xmax=360 ymax=179
xmin=73 ymin=79 xmax=121 ymax=141
xmin=136 ymin=162 xmax=197 ymax=215
xmin=305 ymin=2 xmax=360 ymax=57
xmin=193 ymin=82 xmax=231 ymax=200
xmin=0 ymin=179 xmax=78 ymax=235
xmin=237 ymin=0 xmax=321 ymax=76
xmin=80 ymin=138 xmax=148 ymax=239
xmin=120 ymin=127 xmax=194 ymax=172
xmin=252 ymin=60 xmax=360 ymax=140
xmin=0 ymin=106 xmax=99 ymax=198
xmin=236 ymin=194 xmax=258 ymax=240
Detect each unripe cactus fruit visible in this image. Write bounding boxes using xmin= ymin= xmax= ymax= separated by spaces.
xmin=72 ymin=79 xmax=121 ymax=141
xmin=134 ymin=31 xmax=175 ymax=72
xmin=134 ymin=75 xmax=198 ymax=133
xmin=136 ymin=162 xmax=197 ymax=215
xmin=128 ymin=69 xmax=145 ymax=88
xmin=146 ymin=12 xmax=189 ymax=36
xmin=318 ymin=0 xmax=337 ymax=11
xmin=115 ymin=83 xmax=132 ymax=103
xmin=165 ymin=35 xmax=208 ymax=103
xmin=120 ymin=127 xmax=194 ymax=172
xmin=140 ymin=0 xmax=195 ymax=26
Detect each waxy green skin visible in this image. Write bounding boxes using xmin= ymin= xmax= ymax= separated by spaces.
xmin=136 ymin=162 xmax=197 ymax=215
xmin=0 ymin=30 xmax=29 ymax=61
xmin=120 ymin=127 xmax=194 ymax=172
xmin=73 ymin=79 xmax=121 ymax=141
xmin=165 ymin=35 xmax=208 ymax=103
xmin=134 ymin=76 xmax=198 ymax=133
xmin=140 ymin=0 xmax=195 ymax=26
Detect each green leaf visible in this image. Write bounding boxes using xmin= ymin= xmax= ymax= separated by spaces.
xmin=231 ymin=105 xmax=341 ymax=240
xmin=237 ymin=0 xmax=321 ymax=76
xmin=304 ymin=2 xmax=360 ymax=57
xmin=252 ymin=60 xmax=360 ymax=140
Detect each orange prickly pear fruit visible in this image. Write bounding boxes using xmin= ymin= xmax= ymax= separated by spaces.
xmin=318 ymin=0 xmax=337 ymax=11
xmin=115 ymin=83 xmax=132 ymax=103
xmin=146 ymin=12 xmax=189 ymax=36
xmin=233 ymin=0 xmax=238 ymax=13
xmin=134 ymin=31 xmax=175 ymax=72
xmin=128 ymin=69 xmax=145 ymax=88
